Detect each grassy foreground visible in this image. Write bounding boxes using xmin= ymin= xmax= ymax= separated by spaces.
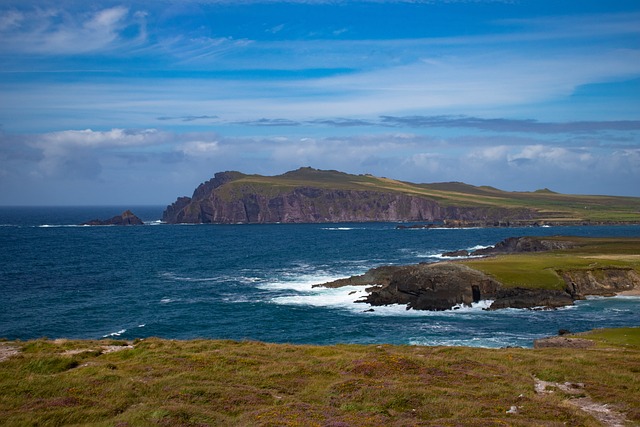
xmin=1 ymin=328 xmax=639 ymax=426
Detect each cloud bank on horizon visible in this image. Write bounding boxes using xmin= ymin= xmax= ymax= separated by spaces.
xmin=1 ymin=0 xmax=639 ymax=204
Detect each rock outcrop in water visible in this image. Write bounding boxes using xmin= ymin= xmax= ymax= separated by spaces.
xmin=82 ymin=210 xmax=144 ymax=226
xmin=315 ymin=236 xmax=639 ymax=311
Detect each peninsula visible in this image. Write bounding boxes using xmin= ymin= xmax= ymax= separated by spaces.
xmin=315 ymin=236 xmax=640 ymax=311
xmin=162 ymin=168 xmax=640 ymax=225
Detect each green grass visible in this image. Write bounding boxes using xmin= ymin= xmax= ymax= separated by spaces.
xmin=1 ymin=332 xmax=639 ymax=426
xmin=462 ymin=237 xmax=640 ymax=289
xmin=212 ymin=168 xmax=640 ymax=223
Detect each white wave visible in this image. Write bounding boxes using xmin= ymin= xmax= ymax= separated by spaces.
xmin=428 ymin=227 xmax=481 ymax=230
xmin=272 ymin=286 xmax=369 ymax=309
xmin=160 ymin=272 xmax=221 ymax=283
xmin=137 ymin=324 xmax=146 ymax=328
xmin=408 ymin=333 xmax=534 ymax=348
xmin=145 ymin=220 xmax=164 ymax=225
xmin=38 ymin=224 xmax=87 ymax=228
xmin=160 ymin=297 xmax=175 ymax=304
xmin=257 ymin=273 xmax=343 ymax=292
xmin=103 ymin=329 xmax=126 ymax=338
xmin=322 ymin=227 xmax=357 ymax=231
xmin=468 ymin=244 xmax=492 ymax=251
xmin=359 ymin=300 xmax=495 ymax=317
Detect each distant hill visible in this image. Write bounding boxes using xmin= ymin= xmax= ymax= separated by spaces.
xmin=162 ymin=167 xmax=640 ymax=224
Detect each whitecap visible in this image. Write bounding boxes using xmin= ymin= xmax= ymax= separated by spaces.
xmin=322 ymin=227 xmax=356 ymax=231
xmin=160 ymin=298 xmax=174 ymax=304
xmin=257 ymin=273 xmax=344 ymax=292
xmin=103 ymin=329 xmax=126 ymax=338
xmin=160 ymin=272 xmax=221 ymax=283
xmin=468 ymin=244 xmax=492 ymax=251
xmin=271 ymin=285 xmax=369 ymax=309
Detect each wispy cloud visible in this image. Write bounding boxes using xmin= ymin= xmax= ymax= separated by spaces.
xmin=157 ymin=115 xmax=219 ymax=122
xmin=0 ymin=6 xmax=146 ymax=54
xmin=379 ymin=116 xmax=640 ymax=134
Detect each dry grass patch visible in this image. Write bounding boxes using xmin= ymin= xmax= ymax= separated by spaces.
xmin=0 ymin=329 xmax=638 ymax=426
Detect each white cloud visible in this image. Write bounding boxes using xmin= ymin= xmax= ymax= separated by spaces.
xmin=0 ymin=6 xmax=145 ymax=54
xmin=180 ymin=140 xmax=220 ymax=156
xmin=38 ymin=128 xmax=166 ymax=148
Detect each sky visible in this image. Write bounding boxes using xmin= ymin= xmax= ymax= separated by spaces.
xmin=1 ymin=0 xmax=639 ymax=205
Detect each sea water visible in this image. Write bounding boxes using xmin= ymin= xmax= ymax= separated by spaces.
xmin=1 ymin=206 xmax=639 ymax=348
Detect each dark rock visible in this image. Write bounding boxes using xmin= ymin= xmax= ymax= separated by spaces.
xmin=488 ymin=288 xmax=574 ymax=310
xmin=82 ymin=210 xmax=144 ymax=226
xmin=313 ymin=265 xmax=402 ymax=289
xmin=442 ymin=249 xmax=470 ymax=257
xmin=363 ymin=263 xmax=501 ymax=311
xmin=314 ymin=262 xmax=501 ymax=311
xmin=471 ymin=236 xmax=576 ymax=256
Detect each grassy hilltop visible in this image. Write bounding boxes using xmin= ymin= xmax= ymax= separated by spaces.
xmin=1 ymin=328 xmax=639 ymax=426
xmin=193 ymin=167 xmax=640 ymax=224
xmin=462 ymin=236 xmax=640 ymax=291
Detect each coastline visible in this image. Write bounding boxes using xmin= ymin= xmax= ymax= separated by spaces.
xmin=618 ymin=289 xmax=640 ymax=296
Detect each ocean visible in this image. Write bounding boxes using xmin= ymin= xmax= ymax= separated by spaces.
xmin=1 ymin=206 xmax=639 ymax=348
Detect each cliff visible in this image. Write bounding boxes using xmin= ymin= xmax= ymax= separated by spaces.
xmin=162 ymin=168 xmax=640 ymax=224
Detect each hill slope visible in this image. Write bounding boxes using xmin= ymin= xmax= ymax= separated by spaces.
xmin=162 ymin=167 xmax=640 ymax=224
xmin=2 ymin=329 xmax=639 ymax=426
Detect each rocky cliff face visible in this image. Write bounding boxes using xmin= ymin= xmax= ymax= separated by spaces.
xmin=162 ymin=170 xmax=538 ymax=224
xmin=562 ymin=268 xmax=640 ymax=298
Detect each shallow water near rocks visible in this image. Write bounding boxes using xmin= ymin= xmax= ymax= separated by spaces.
xmin=1 ymin=206 xmax=639 ymax=348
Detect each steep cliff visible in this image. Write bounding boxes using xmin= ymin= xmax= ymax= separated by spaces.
xmin=162 ymin=168 xmax=540 ymax=224
xmin=162 ymin=168 xmax=640 ymax=224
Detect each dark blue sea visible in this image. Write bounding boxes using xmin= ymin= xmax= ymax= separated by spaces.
xmin=1 ymin=206 xmax=639 ymax=348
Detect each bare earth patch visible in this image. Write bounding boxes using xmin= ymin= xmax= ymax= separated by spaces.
xmin=534 ymin=377 xmax=628 ymax=427
xmin=582 ymin=254 xmax=640 ymax=261
xmin=533 ymin=336 xmax=595 ymax=349
xmin=0 ymin=343 xmax=19 ymax=362
xmin=62 ymin=344 xmax=134 ymax=356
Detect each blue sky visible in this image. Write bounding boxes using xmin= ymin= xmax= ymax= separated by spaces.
xmin=1 ymin=0 xmax=639 ymax=205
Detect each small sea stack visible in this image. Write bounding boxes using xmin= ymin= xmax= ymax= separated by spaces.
xmin=82 ymin=210 xmax=144 ymax=226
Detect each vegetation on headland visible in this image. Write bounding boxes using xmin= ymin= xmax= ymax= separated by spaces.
xmin=461 ymin=236 xmax=640 ymax=290
xmin=163 ymin=168 xmax=640 ymax=224
xmin=1 ymin=328 xmax=639 ymax=426
xmin=224 ymin=168 xmax=639 ymax=221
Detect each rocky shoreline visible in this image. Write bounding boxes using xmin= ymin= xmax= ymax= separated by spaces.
xmin=314 ymin=236 xmax=640 ymax=311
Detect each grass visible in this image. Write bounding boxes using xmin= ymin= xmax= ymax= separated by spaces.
xmin=209 ymin=168 xmax=640 ymax=223
xmin=461 ymin=237 xmax=640 ymax=289
xmin=1 ymin=329 xmax=639 ymax=426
